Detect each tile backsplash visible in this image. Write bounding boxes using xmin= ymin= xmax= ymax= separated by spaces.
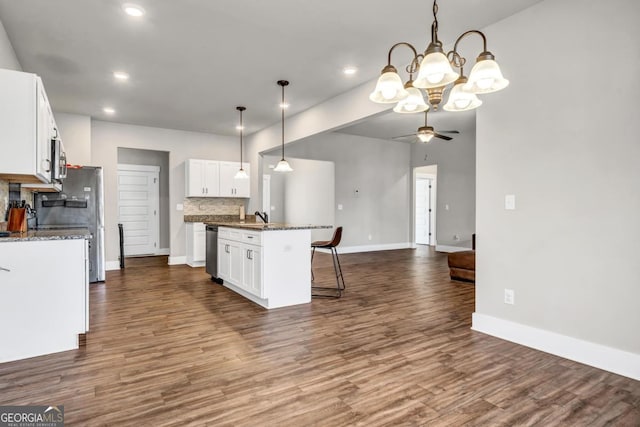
xmin=183 ymin=197 xmax=246 ymax=216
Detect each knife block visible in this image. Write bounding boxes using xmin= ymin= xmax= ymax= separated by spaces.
xmin=7 ymin=208 xmax=27 ymax=232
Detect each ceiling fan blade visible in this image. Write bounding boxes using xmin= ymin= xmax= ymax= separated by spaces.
xmin=434 ymin=133 xmax=453 ymax=141
xmin=439 ymin=130 xmax=460 ymax=134
xmin=392 ymin=133 xmax=418 ymax=140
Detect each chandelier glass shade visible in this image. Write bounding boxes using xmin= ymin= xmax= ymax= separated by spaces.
xmin=370 ymin=0 xmax=508 ymax=114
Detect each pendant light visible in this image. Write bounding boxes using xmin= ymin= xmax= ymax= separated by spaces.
xmin=234 ymin=106 xmax=249 ymax=179
xmin=273 ymin=80 xmax=293 ymax=172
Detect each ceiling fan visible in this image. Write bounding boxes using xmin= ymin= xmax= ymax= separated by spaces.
xmin=392 ymin=111 xmax=459 ymax=143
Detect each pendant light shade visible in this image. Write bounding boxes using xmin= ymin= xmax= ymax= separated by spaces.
xmin=369 ymin=65 xmax=409 ymax=103
xmin=443 ymin=76 xmax=482 ymax=112
xmin=464 ymin=52 xmax=509 ymax=94
xmin=274 ymin=80 xmax=293 ymax=173
xmin=413 ymin=44 xmax=459 ymax=89
xmin=234 ymin=106 xmax=249 ymax=179
xmin=393 ymin=82 xmax=429 ymax=114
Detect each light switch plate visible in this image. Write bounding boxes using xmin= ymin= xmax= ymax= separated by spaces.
xmin=176 ymin=203 xmax=184 ymax=211
xmin=505 ymin=194 xmax=516 ymax=210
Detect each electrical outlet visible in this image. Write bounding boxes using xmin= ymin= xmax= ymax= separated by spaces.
xmin=453 ymin=234 xmax=460 ymax=241
xmin=504 ymin=289 xmax=515 ymax=305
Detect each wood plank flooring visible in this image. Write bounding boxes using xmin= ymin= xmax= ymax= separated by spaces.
xmin=1 ymin=247 xmax=639 ymax=426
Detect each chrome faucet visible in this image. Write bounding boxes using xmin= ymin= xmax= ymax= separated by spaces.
xmin=255 ymin=211 xmax=269 ymax=224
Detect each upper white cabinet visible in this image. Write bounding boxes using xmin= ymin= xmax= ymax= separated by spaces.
xmin=219 ymin=161 xmax=250 ymax=198
xmin=185 ymin=159 xmax=219 ymax=197
xmin=0 ymin=69 xmax=56 ymax=184
xmin=185 ymin=159 xmax=250 ymax=198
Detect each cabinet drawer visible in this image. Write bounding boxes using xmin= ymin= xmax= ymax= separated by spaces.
xmin=219 ymin=227 xmax=242 ymax=242
xmin=242 ymin=231 xmax=262 ymax=246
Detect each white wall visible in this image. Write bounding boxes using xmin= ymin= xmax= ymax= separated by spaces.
xmin=263 ymin=156 xmax=335 ymax=242
xmin=474 ymin=0 xmax=640 ymax=375
xmin=410 ymin=120 xmax=476 ymax=247
xmin=90 ymin=121 xmax=238 ymax=265
xmin=55 ymin=113 xmax=91 ymax=165
xmin=275 ymin=132 xmax=411 ymax=249
xmin=0 ymin=19 xmax=20 ymax=71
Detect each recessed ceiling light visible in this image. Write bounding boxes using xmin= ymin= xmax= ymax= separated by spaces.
xmin=280 ymin=102 xmax=289 ymax=109
xmin=343 ymin=66 xmax=358 ymax=75
xmin=123 ymin=4 xmax=145 ymax=17
xmin=103 ymin=107 xmax=115 ymax=114
xmin=113 ymin=71 xmax=129 ymax=81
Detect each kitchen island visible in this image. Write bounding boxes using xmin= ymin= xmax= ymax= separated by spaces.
xmin=211 ymin=223 xmax=331 ymax=309
xmin=0 ymin=228 xmax=90 ymax=363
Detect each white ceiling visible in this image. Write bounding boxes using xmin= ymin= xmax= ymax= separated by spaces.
xmin=0 ymin=0 xmax=542 ymax=137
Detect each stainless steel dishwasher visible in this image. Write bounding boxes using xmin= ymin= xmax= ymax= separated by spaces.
xmin=205 ymin=225 xmax=223 ymax=284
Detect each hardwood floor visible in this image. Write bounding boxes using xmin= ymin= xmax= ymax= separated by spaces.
xmin=1 ymin=247 xmax=639 ymax=426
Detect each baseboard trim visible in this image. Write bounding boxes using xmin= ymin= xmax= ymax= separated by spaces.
xmin=168 ymin=256 xmax=186 ymax=265
xmin=317 ymin=242 xmax=412 ymax=254
xmin=156 ymin=248 xmax=170 ymax=256
xmin=472 ymin=313 xmax=640 ymax=381
xmin=436 ymin=244 xmax=473 ymax=253
xmin=105 ymin=261 xmax=120 ymax=271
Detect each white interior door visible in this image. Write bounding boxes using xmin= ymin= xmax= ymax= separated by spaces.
xmin=117 ymin=164 xmax=160 ymax=256
xmin=415 ymin=177 xmax=433 ymax=245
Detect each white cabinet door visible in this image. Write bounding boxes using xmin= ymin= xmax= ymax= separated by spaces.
xmin=218 ymin=240 xmax=230 ymax=280
xmin=242 ymin=245 xmax=262 ymax=297
xmin=36 ymin=80 xmax=52 ymax=183
xmin=185 ymin=159 xmax=219 ymax=197
xmin=185 ymin=159 xmax=205 ymax=197
xmin=203 ymin=160 xmax=220 ymax=197
xmin=229 ymin=241 xmax=243 ymax=284
xmin=0 ymin=70 xmax=53 ymax=183
xmin=186 ymin=222 xmax=206 ymax=267
xmin=219 ymin=161 xmax=250 ymax=198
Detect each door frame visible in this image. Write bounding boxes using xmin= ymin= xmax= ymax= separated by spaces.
xmin=412 ymin=165 xmax=438 ymax=247
xmin=117 ymin=164 xmax=160 ymax=256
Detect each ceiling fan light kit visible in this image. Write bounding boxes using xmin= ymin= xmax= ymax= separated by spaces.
xmin=370 ymin=0 xmax=508 ymax=114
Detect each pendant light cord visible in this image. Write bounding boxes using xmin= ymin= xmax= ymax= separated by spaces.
xmin=236 ymin=106 xmax=246 ymax=171
xmin=281 ymin=83 xmax=285 ymax=161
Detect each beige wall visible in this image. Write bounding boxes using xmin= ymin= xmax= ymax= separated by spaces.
xmin=474 ymin=0 xmax=640 ymax=359
xmin=55 ymin=113 xmax=91 ymax=166
xmin=90 ymin=120 xmax=239 ymax=265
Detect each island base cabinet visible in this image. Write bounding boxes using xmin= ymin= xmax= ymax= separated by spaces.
xmin=217 ymin=227 xmax=311 ymax=309
xmin=0 ymin=239 xmax=88 ymax=363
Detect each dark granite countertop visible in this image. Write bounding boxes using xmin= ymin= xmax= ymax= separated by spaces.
xmin=184 ymin=214 xmax=257 ymax=223
xmin=212 ymin=222 xmax=332 ymax=231
xmin=0 ymin=228 xmax=91 ymax=243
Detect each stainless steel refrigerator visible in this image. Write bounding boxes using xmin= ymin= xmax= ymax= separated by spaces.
xmin=34 ymin=166 xmax=105 ymax=282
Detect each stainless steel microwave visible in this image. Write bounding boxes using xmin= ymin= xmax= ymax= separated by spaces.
xmin=51 ymin=132 xmax=67 ymax=182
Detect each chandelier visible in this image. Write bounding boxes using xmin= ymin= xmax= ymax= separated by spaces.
xmin=369 ymin=0 xmax=508 ymax=113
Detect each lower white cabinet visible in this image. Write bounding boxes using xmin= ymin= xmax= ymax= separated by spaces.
xmin=242 ymin=245 xmax=262 ymax=297
xmin=186 ymin=222 xmax=206 ymax=267
xmin=218 ymin=228 xmax=264 ymax=298
xmin=0 ymin=239 xmax=89 ymax=363
xmin=216 ymin=226 xmax=311 ymax=309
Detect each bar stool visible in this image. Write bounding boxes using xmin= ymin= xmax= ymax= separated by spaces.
xmin=311 ymin=226 xmax=345 ymax=298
